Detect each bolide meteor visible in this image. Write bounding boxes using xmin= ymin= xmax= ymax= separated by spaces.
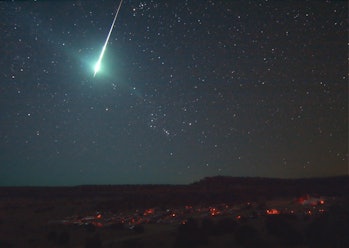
xmin=93 ymin=0 xmax=123 ymax=77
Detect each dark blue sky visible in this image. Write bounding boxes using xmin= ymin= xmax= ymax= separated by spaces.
xmin=0 ymin=0 xmax=347 ymax=186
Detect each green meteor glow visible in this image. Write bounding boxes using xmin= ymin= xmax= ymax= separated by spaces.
xmin=93 ymin=0 xmax=123 ymax=77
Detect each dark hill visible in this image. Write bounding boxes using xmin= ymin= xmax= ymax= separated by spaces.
xmin=191 ymin=175 xmax=349 ymax=198
xmin=0 ymin=176 xmax=348 ymax=208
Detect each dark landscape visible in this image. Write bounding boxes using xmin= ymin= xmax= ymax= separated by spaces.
xmin=1 ymin=176 xmax=349 ymax=248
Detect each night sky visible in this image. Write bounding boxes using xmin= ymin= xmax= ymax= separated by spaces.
xmin=0 ymin=0 xmax=347 ymax=186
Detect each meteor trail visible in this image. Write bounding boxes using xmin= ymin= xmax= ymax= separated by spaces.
xmin=93 ymin=0 xmax=123 ymax=77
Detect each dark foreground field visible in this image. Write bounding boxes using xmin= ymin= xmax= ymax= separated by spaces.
xmin=0 ymin=176 xmax=348 ymax=248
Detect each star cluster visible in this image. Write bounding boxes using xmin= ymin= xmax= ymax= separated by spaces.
xmin=0 ymin=0 xmax=347 ymax=186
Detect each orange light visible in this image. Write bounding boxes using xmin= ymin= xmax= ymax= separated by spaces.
xmin=236 ymin=215 xmax=241 ymax=220
xmin=96 ymin=214 xmax=102 ymax=219
xmin=209 ymin=207 xmax=220 ymax=216
xmin=320 ymin=200 xmax=325 ymax=205
xmin=172 ymin=213 xmax=176 ymax=217
xmin=144 ymin=208 xmax=155 ymax=215
xmin=266 ymin=209 xmax=280 ymax=215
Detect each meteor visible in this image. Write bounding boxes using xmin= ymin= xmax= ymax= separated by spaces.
xmin=93 ymin=0 xmax=123 ymax=77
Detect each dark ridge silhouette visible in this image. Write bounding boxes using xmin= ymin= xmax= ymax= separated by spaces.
xmin=191 ymin=175 xmax=349 ymax=198
xmin=0 ymin=176 xmax=347 ymax=208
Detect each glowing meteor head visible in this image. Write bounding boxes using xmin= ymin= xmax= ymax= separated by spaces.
xmin=94 ymin=61 xmax=101 ymax=77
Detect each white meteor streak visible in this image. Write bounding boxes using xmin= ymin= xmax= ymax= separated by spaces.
xmin=94 ymin=0 xmax=123 ymax=77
